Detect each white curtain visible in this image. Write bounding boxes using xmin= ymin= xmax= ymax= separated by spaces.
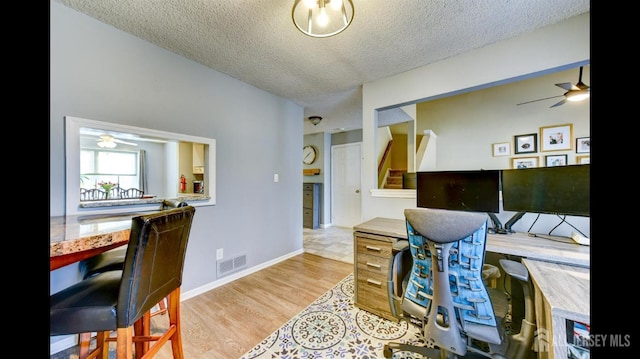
xmin=139 ymin=150 xmax=148 ymax=194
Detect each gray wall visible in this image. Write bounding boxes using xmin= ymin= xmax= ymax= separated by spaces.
xmin=50 ymin=0 xmax=304 ymax=304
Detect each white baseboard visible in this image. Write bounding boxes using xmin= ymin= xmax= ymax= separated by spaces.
xmin=50 ymin=249 xmax=304 ymax=354
xmin=181 ymin=249 xmax=303 ymax=300
xmin=50 ymin=335 xmax=77 ymax=355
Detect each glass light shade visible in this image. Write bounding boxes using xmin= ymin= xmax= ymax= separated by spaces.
xmin=308 ymin=116 xmax=322 ymax=125
xmin=97 ymin=140 xmax=117 ymax=148
xmin=566 ymin=90 xmax=590 ymax=102
xmin=292 ymin=0 xmax=354 ymax=38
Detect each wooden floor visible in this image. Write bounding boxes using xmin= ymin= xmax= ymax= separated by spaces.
xmin=153 ymin=253 xmax=353 ymax=358
xmin=129 ymin=253 xmax=352 ymax=358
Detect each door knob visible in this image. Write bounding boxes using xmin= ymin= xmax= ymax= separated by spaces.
xmin=355 ymin=189 xmax=360 ymax=193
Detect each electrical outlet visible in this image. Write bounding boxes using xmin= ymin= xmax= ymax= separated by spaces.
xmin=216 ymin=248 xmax=223 ymax=260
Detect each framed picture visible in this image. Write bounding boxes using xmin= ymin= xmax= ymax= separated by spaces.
xmin=512 ymin=157 xmax=538 ymax=169
xmin=576 ymin=137 xmax=590 ymax=153
xmin=492 ymin=142 xmax=510 ymax=157
xmin=576 ymin=155 xmax=590 ymax=164
xmin=514 ymin=133 xmax=537 ymax=154
xmin=540 ymin=124 xmax=573 ymax=151
xmin=545 ymin=154 xmax=568 ymax=167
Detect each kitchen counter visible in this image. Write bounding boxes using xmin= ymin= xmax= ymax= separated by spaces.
xmin=50 ymin=213 xmax=140 ymax=265
xmin=78 ymin=194 xmax=210 ymax=208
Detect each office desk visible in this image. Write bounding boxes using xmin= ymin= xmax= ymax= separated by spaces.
xmin=522 ymin=259 xmax=590 ymax=359
xmin=353 ymin=217 xmax=589 ymax=267
xmin=352 ymin=217 xmax=590 ymax=357
xmin=50 ymin=213 xmax=144 ymax=271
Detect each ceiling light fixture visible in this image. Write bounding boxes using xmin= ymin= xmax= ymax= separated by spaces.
xmin=565 ymin=89 xmax=590 ymax=102
xmin=97 ymin=135 xmax=117 ymax=148
xmin=292 ymin=0 xmax=354 ymax=38
xmin=308 ymin=116 xmax=323 ymax=126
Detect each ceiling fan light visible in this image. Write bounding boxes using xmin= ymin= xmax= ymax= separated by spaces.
xmin=97 ymin=140 xmax=117 ymax=148
xmin=566 ymin=90 xmax=590 ymax=102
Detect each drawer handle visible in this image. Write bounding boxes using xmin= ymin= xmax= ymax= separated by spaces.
xmin=366 ymin=262 xmax=381 ymax=269
xmin=365 ymin=245 xmax=382 ymax=252
xmin=366 ymin=278 xmax=382 ymax=286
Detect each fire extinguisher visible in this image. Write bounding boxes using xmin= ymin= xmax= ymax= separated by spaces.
xmin=180 ymin=175 xmax=187 ymax=193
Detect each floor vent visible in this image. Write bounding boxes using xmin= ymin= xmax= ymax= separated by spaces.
xmin=217 ymin=253 xmax=247 ymax=278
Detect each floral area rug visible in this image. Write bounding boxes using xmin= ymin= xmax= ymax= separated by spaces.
xmin=240 ymin=273 xmax=428 ymax=359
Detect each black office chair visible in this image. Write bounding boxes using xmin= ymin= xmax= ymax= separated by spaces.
xmin=79 ymin=200 xmax=189 ymax=279
xmin=384 ymin=208 xmax=536 ymax=359
xmin=51 ymin=205 xmax=196 ymax=359
xmin=75 ymin=200 xmax=189 ymax=357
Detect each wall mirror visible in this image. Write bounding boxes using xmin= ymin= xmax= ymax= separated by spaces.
xmin=65 ymin=116 xmax=216 ymax=215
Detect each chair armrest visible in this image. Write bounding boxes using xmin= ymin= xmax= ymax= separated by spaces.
xmin=498 ymin=259 xmax=529 ymax=282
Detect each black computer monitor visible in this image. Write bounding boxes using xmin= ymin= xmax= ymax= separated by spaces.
xmin=501 ymin=164 xmax=590 ymax=231
xmin=416 ymin=169 xmax=503 ymax=232
xmin=416 ymin=169 xmax=501 ymax=213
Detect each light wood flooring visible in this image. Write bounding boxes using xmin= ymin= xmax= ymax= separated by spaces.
xmin=51 ymin=226 xmax=355 ymax=358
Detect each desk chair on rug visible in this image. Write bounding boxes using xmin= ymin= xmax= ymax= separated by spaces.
xmin=384 ymin=208 xmax=536 ymax=359
xmin=50 ymin=205 xmax=196 ymax=359
xmin=75 ymin=200 xmax=189 ymax=358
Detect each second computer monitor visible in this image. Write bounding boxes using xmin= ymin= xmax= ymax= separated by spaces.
xmin=416 ymin=169 xmax=501 ymax=213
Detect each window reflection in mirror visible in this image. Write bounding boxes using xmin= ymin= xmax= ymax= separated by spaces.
xmin=66 ymin=116 xmax=216 ymax=215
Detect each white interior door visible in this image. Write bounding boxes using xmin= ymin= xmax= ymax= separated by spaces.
xmin=331 ymin=143 xmax=362 ymax=228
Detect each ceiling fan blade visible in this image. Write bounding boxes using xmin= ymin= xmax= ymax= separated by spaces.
xmin=550 ymin=98 xmax=567 ymax=108
xmin=516 ymin=95 xmax=563 ymax=106
xmin=555 ymin=82 xmax=579 ymax=91
xmin=113 ymin=138 xmax=138 ymax=146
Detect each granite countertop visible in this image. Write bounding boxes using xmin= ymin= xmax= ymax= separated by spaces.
xmin=50 ymin=213 xmax=134 ymax=257
xmin=53 ymin=194 xmax=210 ymax=257
xmin=79 ymin=195 xmax=210 ymax=208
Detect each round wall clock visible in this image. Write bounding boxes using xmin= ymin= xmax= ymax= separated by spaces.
xmin=303 ymin=145 xmax=317 ymax=165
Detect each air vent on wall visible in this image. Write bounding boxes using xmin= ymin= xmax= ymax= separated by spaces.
xmin=217 ymin=254 xmax=247 ymax=278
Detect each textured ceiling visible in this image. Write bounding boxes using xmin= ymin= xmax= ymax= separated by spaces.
xmin=53 ymin=0 xmax=590 ymax=132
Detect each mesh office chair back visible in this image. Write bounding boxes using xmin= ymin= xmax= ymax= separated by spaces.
xmin=384 ymin=208 xmax=536 ymax=359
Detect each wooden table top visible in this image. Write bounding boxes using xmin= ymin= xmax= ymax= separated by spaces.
xmin=522 ymin=258 xmax=590 ymax=323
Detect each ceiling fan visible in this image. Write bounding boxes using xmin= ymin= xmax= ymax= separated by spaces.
xmin=517 ymin=66 xmax=590 ymax=108
xmin=96 ymin=134 xmax=138 ymax=148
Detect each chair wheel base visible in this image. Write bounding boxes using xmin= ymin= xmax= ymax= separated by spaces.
xmin=383 ymin=345 xmax=393 ymax=358
xmin=384 ymin=342 xmax=443 ymax=358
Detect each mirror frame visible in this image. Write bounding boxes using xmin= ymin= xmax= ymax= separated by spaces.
xmin=65 ymin=116 xmax=216 ymax=215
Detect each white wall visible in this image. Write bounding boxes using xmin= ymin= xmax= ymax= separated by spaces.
xmin=361 ymin=13 xmax=590 ymax=237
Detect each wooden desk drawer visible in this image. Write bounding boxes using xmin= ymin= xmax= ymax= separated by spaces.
xmin=355 ymin=271 xmax=395 ymax=321
xmin=357 ymin=252 xmax=390 ymax=275
xmin=356 ymin=237 xmax=393 ymax=258
xmin=354 ymin=231 xmax=398 ymax=322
